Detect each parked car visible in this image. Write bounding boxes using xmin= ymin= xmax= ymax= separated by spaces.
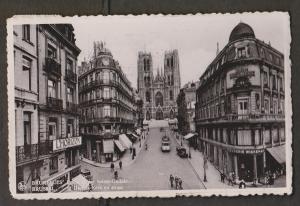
xmin=176 ymin=146 xmax=188 ymax=158
xmin=81 ymin=168 xmax=93 ymax=181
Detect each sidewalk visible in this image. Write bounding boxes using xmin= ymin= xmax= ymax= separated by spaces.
xmin=172 ymin=131 xmax=233 ymax=189
xmin=81 ymin=132 xmax=149 ymax=168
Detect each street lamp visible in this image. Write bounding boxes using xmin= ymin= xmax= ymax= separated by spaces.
xmin=203 ymin=154 xmax=207 ymax=182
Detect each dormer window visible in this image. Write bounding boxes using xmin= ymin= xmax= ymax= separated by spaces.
xmin=237 ymin=47 xmax=246 ymax=58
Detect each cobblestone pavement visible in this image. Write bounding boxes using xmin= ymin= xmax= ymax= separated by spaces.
xmin=80 ymin=127 xmax=205 ymax=191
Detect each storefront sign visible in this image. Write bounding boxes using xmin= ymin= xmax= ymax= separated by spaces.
xmin=228 ymin=148 xmax=265 ymax=154
xmin=53 ymin=136 xmax=82 ymax=151
xmin=229 ymin=68 xmax=255 ymax=79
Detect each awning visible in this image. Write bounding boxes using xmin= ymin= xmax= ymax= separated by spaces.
xmin=119 ymin=134 xmax=132 ymax=149
xmin=267 ymin=145 xmax=286 ymax=164
xmin=184 ymin=133 xmax=197 ymax=140
xmin=71 ymin=174 xmax=90 ymax=191
xmin=103 ymin=139 xmax=114 ymax=153
xmin=114 ymin=140 xmax=125 ymax=152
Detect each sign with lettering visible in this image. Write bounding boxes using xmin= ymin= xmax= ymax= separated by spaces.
xmin=229 ymin=67 xmax=255 ymax=79
xmin=228 ymin=148 xmax=265 ymax=154
xmin=53 ymin=136 xmax=82 ymax=151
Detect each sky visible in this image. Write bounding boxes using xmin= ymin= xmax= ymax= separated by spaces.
xmin=72 ymin=12 xmax=289 ymax=89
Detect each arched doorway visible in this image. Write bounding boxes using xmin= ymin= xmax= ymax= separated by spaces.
xmin=155 ymin=92 xmax=163 ymax=107
xmin=146 ymin=110 xmax=151 ymax=120
xmin=170 ymin=110 xmax=174 ymax=119
xmin=156 ymin=109 xmax=163 ymax=120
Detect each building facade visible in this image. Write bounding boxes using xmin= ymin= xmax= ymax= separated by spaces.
xmin=183 ymin=81 xmax=199 ymax=133
xmin=15 ymin=24 xmax=82 ymax=193
xmin=195 ymin=23 xmax=285 ymax=183
xmin=137 ymin=50 xmax=181 ymax=120
xmin=78 ymin=42 xmax=136 ymax=163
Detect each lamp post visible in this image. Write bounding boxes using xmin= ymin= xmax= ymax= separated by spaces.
xmin=203 ymin=153 xmax=207 ymax=182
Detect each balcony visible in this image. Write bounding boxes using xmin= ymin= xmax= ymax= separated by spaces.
xmin=16 ymin=144 xmax=38 ymax=163
xmin=47 ymin=97 xmax=63 ymax=110
xmin=38 ymin=140 xmax=53 ymax=155
xmin=195 ymin=113 xmax=285 ymax=124
xmin=45 ymin=57 xmax=61 ymax=76
xmin=65 ymin=69 xmax=77 ymax=83
xmin=66 ymin=101 xmax=78 ymax=113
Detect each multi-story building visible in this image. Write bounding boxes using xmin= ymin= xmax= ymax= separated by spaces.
xmin=78 ymin=42 xmax=136 ymax=163
xmin=137 ymin=50 xmax=181 ymax=120
xmin=195 ymin=22 xmax=285 ymax=183
xmin=15 ymin=24 xmax=82 ymax=193
xmin=183 ymin=81 xmax=199 ymax=133
xmin=14 ymin=24 xmax=39 ymax=193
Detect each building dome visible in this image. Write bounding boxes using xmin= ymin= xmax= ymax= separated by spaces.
xmin=229 ymin=22 xmax=255 ymax=43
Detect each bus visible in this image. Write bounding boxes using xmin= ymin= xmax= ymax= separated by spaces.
xmin=161 ymin=135 xmax=171 ymax=152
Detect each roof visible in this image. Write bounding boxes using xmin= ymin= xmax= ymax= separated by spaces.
xmin=229 ymin=22 xmax=256 ymax=43
xmin=267 ymin=145 xmax=286 ymax=164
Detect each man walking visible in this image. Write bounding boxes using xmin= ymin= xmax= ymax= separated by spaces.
xmin=178 ymin=178 xmax=183 ymax=190
xmin=119 ymin=160 xmax=122 ymax=170
xmin=175 ymin=176 xmax=179 ymax=189
xmin=169 ymin=174 xmax=174 ymax=188
xmin=110 ymin=162 xmax=115 ymax=172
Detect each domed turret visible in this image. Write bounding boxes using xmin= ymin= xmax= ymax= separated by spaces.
xmin=229 ymin=22 xmax=255 ymax=43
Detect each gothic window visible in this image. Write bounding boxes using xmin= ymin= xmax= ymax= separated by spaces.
xmin=155 ymin=92 xmax=163 ymax=107
xmin=169 ymin=90 xmax=173 ymax=101
xmin=145 ymin=90 xmax=151 ymax=102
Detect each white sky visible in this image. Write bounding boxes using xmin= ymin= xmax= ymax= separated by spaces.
xmin=72 ymin=12 xmax=288 ymax=89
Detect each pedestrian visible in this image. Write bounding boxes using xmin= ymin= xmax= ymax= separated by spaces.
xmin=239 ymin=179 xmax=246 ymax=189
xmin=119 ymin=160 xmax=122 ymax=170
xmin=232 ymin=172 xmax=236 ymax=185
xmin=169 ymin=174 xmax=174 ymax=188
xmin=178 ymin=178 xmax=183 ymax=190
xmin=110 ymin=162 xmax=115 ymax=172
xmin=174 ymin=176 xmax=179 ymax=189
xmin=114 ymin=170 xmax=118 ymax=180
xmin=220 ymin=172 xmax=225 ymax=183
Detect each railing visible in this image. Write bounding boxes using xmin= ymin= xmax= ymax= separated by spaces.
xmin=38 ymin=140 xmax=53 ymax=155
xmin=66 ymin=102 xmax=78 ymax=113
xmin=16 ymin=144 xmax=38 ymax=163
xmin=195 ymin=113 xmax=285 ymax=122
xmin=45 ymin=57 xmax=61 ymax=76
xmin=80 ymin=116 xmax=135 ymax=124
xmin=65 ymin=69 xmax=77 ymax=83
xmin=47 ymin=97 xmax=63 ymax=110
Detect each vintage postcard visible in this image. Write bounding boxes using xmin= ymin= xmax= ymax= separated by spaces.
xmin=7 ymin=12 xmax=292 ymax=199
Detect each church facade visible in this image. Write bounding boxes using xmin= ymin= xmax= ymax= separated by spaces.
xmin=137 ymin=50 xmax=181 ymax=120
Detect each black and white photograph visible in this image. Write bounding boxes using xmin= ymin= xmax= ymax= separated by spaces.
xmin=7 ymin=12 xmax=292 ymax=199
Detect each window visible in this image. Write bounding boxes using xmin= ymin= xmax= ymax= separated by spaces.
xmin=169 ymin=90 xmax=173 ymax=100
xmin=66 ymin=87 xmax=74 ymax=103
xmin=103 ymin=71 xmax=109 ymax=83
xmin=48 ymin=121 xmax=57 ymax=140
xmin=23 ymin=112 xmax=31 ymax=145
xmin=104 ymin=87 xmax=110 ymax=99
xmin=66 ymin=58 xmax=73 ymax=72
xmin=48 ymin=79 xmax=57 ymax=98
xmin=90 ymin=74 xmax=93 ymax=83
xmin=22 ymin=25 xmax=30 ymax=42
xmin=264 ymin=128 xmax=271 ymax=144
xmin=237 ymin=47 xmax=246 ymax=58
xmin=272 ymin=74 xmax=277 ymax=90
xmin=255 ymin=93 xmax=260 ymax=110
xmin=273 ymin=100 xmax=278 ymax=114
xmin=279 ymin=76 xmax=283 ymax=91
xmin=47 ymin=44 xmax=57 ymax=59
xmin=49 ymin=156 xmax=58 ymax=174
xmin=155 ymin=92 xmax=163 ymax=107
xmin=104 ymin=105 xmax=111 ymax=117
xmin=264 ymin=99 xmax=269 ymax=114
xmin=237 ymin=129 xmax=252 ymax=145
xmin=22 ymin=56 xmax=32 ymax=91
xmin=263 ymin=71 xmax=269 ymax=87
xmin=67 ymin=119 xmax=73 ymax=138
xmin=146 ymin=91 xmax=151 ymax=102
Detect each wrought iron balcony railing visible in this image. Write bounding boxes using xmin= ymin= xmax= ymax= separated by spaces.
xmin=65 ymin=69 xmax=77 ymax=83
xmin=45 ymin=57 xmax=61 ymax=76
xmin=47 ymin=97 xmax=63 ymax=110
xmin=66 ymin=101 xmax=78 ymax=113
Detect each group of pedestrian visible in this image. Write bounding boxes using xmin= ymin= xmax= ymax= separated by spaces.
xmin=169 ymin=174 xmax=183 ymax=190
xmin=227 ymin=172 xmax=236 ymax=186
xmin=110 ymin=161 xmax=123 ymax=180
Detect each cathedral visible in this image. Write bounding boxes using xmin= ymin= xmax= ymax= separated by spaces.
xmin=137 ymin=50 xmax=181 ymax=120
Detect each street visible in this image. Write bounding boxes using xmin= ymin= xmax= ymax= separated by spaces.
xmin=80 ymin=126 xmax=206 ymax=191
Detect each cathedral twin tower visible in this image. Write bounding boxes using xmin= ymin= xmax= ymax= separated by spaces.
xmin=137 ymin=50 xmax=181 ymax=121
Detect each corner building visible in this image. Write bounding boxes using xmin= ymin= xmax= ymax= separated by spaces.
xmin=195 ymin=23 xmax=285 ymax=182
xmin=78 ymin=42 xmax=136 ymax=163
xmin=137 ymin=50 xmax=181 ymax=120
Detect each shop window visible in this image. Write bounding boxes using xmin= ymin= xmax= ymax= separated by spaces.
xmin=237 ymin=129 xmax=252 ymax=146
xmin=22 ymin=25 xmax=30 ymax=42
